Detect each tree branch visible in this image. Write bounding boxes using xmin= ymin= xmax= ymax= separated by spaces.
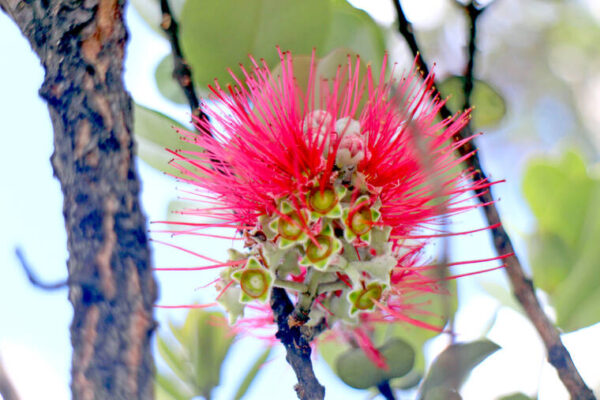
xmin=270 ymin=288 xmax=325 ymax=400
xmin=392 ymin=1 xmax=596 ymax=398
xmin=2 ymin=1 xmax=158 ymax=399
xmin=15 ymin=247 xmax=69 ymax=290
xmin=461 ymin=1 xmax=485 ymax=111
xmin=159 ymin=0 xmax=211 ymax=134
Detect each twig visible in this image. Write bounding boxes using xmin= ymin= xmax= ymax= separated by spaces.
xmin=377 ymin=380 xmax=397 ymax=400
xmin=15 ymin=247 xmax=68 ymax=290
xmin=461 ymin=1 xmax=485 ymax=110
xmin=270 ymin=288 xmax=325 ymax=400
xmin=159 ymin=0 xmax=210 ymax=132
xmin=0 ymin=355 xmax=20 ymax=400
xmin=392 ymin=1 xmax=596 ymax=398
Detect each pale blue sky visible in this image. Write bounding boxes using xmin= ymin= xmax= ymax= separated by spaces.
xmin=1 ymin=2 xmax=598 ymax=399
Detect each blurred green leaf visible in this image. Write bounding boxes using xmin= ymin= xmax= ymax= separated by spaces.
xmin=438 ymin=76 xmax=506 ymax=128
xmin=180 ymin=0 xmax=330 ymax=89
xmin=157 ymin=310 xmax=237 ymax=399
xmin=419 ymin=339 xmax=500 ymax=398
xmin=498 ymin=393 xmax=536 ymax=400
xmin=322 ymin=0 xmax=385 ymax=72
xmin=233 ymin=346 xmax=273 ymax=400
xmin=269 ymin=48 xmax=371 ymax=114
xmin=336 ymin=338 xmax=415 ymax=389
xmin=523 ymin=150 xmax=600 ymax=331
xmin=133 ymin=103 xmax=200 ymax=177
xmin=523 ymin=151 xmax=592 ymax=248
xmin=423 ymin=386 xmax=463 ymax=400
xmin=178 ymin=0 xmax=384 ymax=90
xmin=385 ymin=280 xmax=458 ymax=388
xmin=319 ymin=280 xmax=457 ymax=390
xmin=156 ymin=335 xmax=193 ymax=385
xmin=156 ymin=373 xmax=193 ymax=400
xmin=155 ymin=55 xmax=189 ymax=105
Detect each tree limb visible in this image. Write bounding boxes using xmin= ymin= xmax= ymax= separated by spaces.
xmin=1 ymin=1 xmax=158 ymax=399
xmin=392 ymin=1 xmax=596 ymax=398
xmin=270 ymin=288 xmax=325 ymax=400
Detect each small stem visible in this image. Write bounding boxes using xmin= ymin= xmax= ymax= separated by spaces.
xmin=291 ymin=270 xmax=324 ymax=324
xmin=317 ymin=280 xmax=348 ymax=294
xmin=273 ymin=278 xmax=309 ymax=293
xmin=377 ymin=380 xmax=397 ymax=400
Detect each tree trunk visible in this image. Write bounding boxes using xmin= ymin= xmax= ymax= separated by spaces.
xmin=0 ymin=1 xmax=157 ymax=399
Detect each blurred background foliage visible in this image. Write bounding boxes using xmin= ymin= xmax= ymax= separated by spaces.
xmin=127 ymin=0 xmax=600 ymax=398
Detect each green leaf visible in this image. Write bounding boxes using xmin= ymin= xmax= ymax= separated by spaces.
xmin=155 ymin=55 xmax=189 ymax=105
xmin=180 ymin=0 xmax=331 ymax=89
xmin=233 ymin=346 xmax=273 ymax=400
xmin=336 ymin=338 xmax=415 ymax=389
xmin=179 ymin=0 xmax=385 ymax=90
xmin=523 ymin=151 xmax=592 ymax=248
xmin=319 ymin=280 xmax=457 ymax=390
xmin=497 ymin=393 xmax=535 ymax=400
xmin=422 ymin=386 xmax=463 ymax=400
xmin=133 ymin=103 xmax=200 ymax=177
xmin=155 ymin=373 xmax=193 ymax=400
xmin=523 ymin=150 xmax=600 ymax=331
xmin=157 ymin=310 xmax=237 ymax=398
xmin=322 ymin=0 xmax=385 ymax=72
xmin=419 ymin=339 xmax=500 ymax=398
xmin=156 ymin=335 xmax=193 ymax=385
xmin=438 ymin=76 xmax=506 ymax=128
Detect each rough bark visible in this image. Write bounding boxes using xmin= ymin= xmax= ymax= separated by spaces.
xmin=0 ymin=1 xmax=158 ymax=399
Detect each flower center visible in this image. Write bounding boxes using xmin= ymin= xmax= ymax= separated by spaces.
xmin=306 ymin=235 xmax=334 ymax=262
xmin=350 ymin=206 xmax=373 ymax=236
xmin=240 ymin=269 xmax=269 ymax=298
xmin=354 ymin=284 xmax=383 ymax=310
xmin=309 ymin=187 xmax=337 ymax=214
xmin=278 ymin=212 xmax=304 ymax=240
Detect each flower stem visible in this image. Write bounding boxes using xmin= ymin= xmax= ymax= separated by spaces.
xmin=273 ymin=278 xmax=309 ymax=293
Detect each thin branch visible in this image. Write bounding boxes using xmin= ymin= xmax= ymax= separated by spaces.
xmin=391 ymin=0 xmax=453 ymax=122
xmin=270 ymin=288 xmax=325 ymax=400
xmin=461 ymin=1 xmax=485 ymax=110
xmin=159 ymin=0 xmax=211 ymax=132
xmin=392 ymin=1 xmax=596 ymax=399
xmin=15 ymin=247 xmax=68 ymax=290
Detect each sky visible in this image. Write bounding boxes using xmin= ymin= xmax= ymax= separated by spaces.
xmin=1 ymin=1 xmax=599 ymax=399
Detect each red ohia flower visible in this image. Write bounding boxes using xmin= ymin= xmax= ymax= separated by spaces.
xmin=158 ymin=49 xmax=501 ymax=346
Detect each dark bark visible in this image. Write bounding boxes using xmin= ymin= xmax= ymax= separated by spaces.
xmin=270 ymin=288 xmax=325 ymax=400
xmin=1 ymin=1 xmax=158 ymax=399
